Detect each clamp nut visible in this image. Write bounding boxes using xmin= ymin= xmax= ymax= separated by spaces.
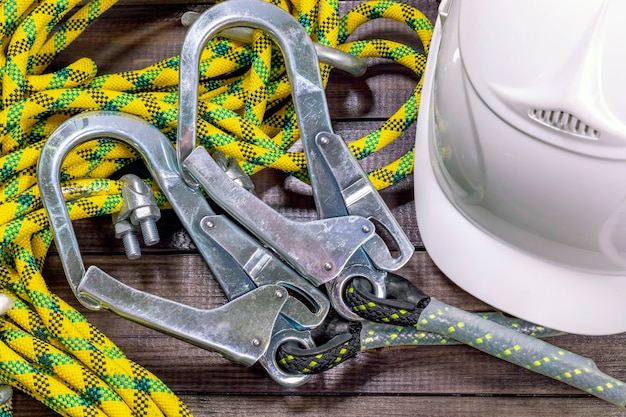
xmin=118 ymin=174 xmax=162 ymax=247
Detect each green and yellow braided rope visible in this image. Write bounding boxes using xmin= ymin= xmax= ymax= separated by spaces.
xmin=0 ymin=0 xmax=432 ymax=415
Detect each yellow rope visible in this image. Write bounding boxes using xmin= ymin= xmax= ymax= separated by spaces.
xmin=0 ymin=0 xmax=432 ymax=415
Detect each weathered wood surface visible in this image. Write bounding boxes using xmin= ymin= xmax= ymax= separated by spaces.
xmin=13 ymin=0 xmax=626 ymax=415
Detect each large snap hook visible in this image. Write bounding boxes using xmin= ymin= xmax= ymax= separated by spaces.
xmin=175 ymin=0 xmax=414 ymax=320
xmin=176 ymin=0 xmax=377 ymax=287
xmin=37 ymin=111 xmax=325 ymax=385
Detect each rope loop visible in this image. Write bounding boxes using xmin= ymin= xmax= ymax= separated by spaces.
xmin=345 ymin=274 xmax=430 ymax=326
xmin=277 ymin=273 xmax=432 ymax=376
xmin=277 ymin=319 xmax=362 ymax=374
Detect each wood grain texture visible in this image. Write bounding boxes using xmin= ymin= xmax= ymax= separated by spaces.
xmin=12 ymin=0 xmax=626 ymax=416
xmin=14 ymin=394 xmax=626 ymax=417
xmin=165 ymin=396 xmax=626 ymax=417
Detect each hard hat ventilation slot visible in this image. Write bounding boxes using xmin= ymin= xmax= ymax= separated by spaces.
xmin=528 ymin=109 xmax=600 ymax=140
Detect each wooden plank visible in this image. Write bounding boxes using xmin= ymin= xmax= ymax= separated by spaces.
xmin=176 ymin=395 xmax=626 ymax=417
xmin=12 ymin=391 xmax=626 ymax=417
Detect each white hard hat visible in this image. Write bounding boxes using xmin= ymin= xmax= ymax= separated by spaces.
xmin=415 ymin=0 xmax=626 ymax=335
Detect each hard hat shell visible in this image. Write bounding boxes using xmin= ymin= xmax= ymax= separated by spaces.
xmin=415 ymin=0 xmax=626 ymax=335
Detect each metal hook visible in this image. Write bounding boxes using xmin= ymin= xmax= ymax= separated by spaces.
xmin=37 ymin=111 xmax=329 ymax=385
xmin=177 ymin=0 xmax=376 ymax=287
xmin=176 ymin=0 xmax=413 ymax=319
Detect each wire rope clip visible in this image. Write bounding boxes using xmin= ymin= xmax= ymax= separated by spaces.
xmin=112 ymin=174 xmax=161 ymax=259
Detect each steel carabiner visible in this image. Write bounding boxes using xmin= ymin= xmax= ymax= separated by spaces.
xmin=176 ymin=0 xmax=414 ymax=319
xmin=177 ymin=0 xmax=379 ymax=287
xmin=37 ymin=111 xmax=329 ymax=386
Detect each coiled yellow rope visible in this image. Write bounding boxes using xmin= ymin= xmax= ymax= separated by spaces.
xmin=0 ymin=0 xmax=432 ymax=415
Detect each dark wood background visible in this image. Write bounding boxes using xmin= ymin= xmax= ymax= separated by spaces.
xmin=13 ymin=0 xmax=626 ymax=415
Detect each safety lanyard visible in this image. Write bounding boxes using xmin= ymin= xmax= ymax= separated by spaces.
xmin=0 ymin=0 xmax=429 ymax=415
